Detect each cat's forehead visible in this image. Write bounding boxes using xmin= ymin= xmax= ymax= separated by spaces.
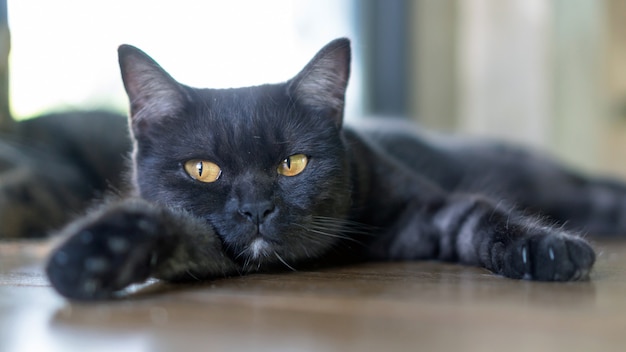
xmin=200 ymin=85 xmax=285 ymax=119
xmin=185 ymin=85 xmax=301 ymax=164
xmin=200 ymin=86 xmax=293 ymax=133
xmin=170 ymin=83 xmax=339 ymax=171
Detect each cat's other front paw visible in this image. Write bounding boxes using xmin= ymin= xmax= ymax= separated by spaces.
xmin=46 ymin=205 xmax=162 ymax=300
xmin=499 ymin=232 xmax=595 ymax=281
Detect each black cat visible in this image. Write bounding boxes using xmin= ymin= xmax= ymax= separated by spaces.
xmin=47 ymin=38 xmax=609 ymax=300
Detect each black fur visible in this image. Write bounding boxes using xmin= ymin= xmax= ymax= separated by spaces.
xmin=46 ymin=38 xmax=603 ymax=300
xmin=0 ymin=111 xmax=129 ymax=238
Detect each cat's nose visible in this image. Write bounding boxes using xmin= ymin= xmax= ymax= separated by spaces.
xmin=238 ymin=201 xmax=276 ymax=224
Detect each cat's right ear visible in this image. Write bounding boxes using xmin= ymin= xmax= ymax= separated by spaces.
xmin=118 ymin=45 xmax=188 ymax=123
xmin=288 ymin=38 xmax=351 ymax=129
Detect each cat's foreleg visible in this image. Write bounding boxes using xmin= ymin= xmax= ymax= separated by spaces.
xmin=46 ymin=198 xmax=238 ymax=300
xmin=375 ymin=195 xmax=595 ymax=281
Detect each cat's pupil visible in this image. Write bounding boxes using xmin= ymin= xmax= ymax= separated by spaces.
xmin=285 ymin=157 xmax=291 ymax=169
xmin=195 ymin=162 xmax=203 ymax=176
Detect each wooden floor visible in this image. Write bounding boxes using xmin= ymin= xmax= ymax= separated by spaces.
xmin=1 ymin=239 xmax=626 ymax=352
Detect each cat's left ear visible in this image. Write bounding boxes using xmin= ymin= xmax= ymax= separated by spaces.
xmin=118 ymin=45 xmax=189 ymax=124
xmin=288 ymin=38 xmax=351 ymax=128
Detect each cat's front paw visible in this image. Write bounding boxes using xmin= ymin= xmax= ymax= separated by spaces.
xmin=46 ymin=206 xmax=162 ymax=300
xmin=500 ymin=232 xmax=595 ymax=281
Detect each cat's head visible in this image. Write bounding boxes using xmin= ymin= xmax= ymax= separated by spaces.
xmin=118 ymin=39 xmax=354 ymax=270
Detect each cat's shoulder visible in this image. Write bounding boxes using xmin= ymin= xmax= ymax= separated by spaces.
xmin=344 ymin=116 xmax=459 ymax=150
xmin=344 ymin=116 xmax=515 ymax=153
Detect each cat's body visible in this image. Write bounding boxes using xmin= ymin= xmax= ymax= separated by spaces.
xmin=0 ymin=111 xmax=129 ymax=238
xmin=357 ymin=119 xmax=626 ymax=236
xmin=46 ymin=39 xmax=605 ymax=300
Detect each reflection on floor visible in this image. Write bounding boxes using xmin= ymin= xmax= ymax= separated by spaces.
xmin=1 ymin=239 xmax=626 ymax=351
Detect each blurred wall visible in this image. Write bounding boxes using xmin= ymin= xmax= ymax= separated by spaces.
xmin=410 ymin=0 xmax=626 ymax=178
xmin=599 ymin=0 xmax=626 ymax=178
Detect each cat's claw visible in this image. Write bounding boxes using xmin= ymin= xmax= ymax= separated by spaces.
xmin=46 ymin=208 xmax=161 ymax=300
xmin=501 ymin=232 xmax=595 ymax=281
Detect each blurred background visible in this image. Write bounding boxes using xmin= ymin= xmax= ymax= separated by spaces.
xmin=1 ymin=0 xmax=626 ymax=177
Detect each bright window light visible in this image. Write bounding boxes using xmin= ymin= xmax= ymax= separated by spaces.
xmin=7 ymin=0 xmax=358 ymax=119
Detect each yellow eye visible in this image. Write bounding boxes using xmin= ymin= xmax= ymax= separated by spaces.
xmin=277 ymin=154 xmax=308 ymax=177
xmin=184 ymin=159 xmax=222 ymax=183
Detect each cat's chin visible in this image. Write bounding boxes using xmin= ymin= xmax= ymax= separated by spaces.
xmin=248 ymin=237 xmax=271 ymax=259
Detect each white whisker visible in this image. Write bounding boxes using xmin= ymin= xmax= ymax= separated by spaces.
xmin=185 ymin=270 xmax=201 ymax=281
xmin=293 ymin=223 xmax=366 ymax=245
xmin=274 ymin=252 xmax=297 ymax=271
